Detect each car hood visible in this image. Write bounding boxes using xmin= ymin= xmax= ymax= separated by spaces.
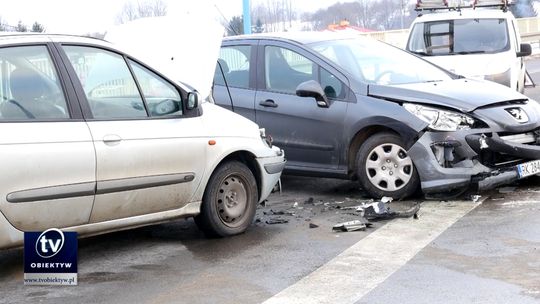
xmin=422 ymin=52 xmax=513 ymax=78
xmin=105 ymin=5 xmax=224 ymax=99
xmin=201 ymin=102 xmax=260 ymax=138
xmin=368 ymin=78 xmax=527 ymax=113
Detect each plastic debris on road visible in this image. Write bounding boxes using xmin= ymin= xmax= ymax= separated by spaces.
xmin=332 ymin=219 xmax=372 ymax=232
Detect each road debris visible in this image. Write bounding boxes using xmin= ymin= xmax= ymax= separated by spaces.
xmin=266 ymin=209 xmax=295 ymax=216
xmin=470 ymin=195 xmax=481 ymax=203
xmin=332 ymin=219 xmax=372 ymax=232
xmin=362 ymin=202 xmax=421 ymax=221
xmin=380 ymin=196 xmax=393 ymax=203
xmin=266 ymin=218 xmax=289 ymax=225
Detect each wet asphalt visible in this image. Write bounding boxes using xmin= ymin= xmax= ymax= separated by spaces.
xmin=0 ymin=177 xmax=398 ymax=304
xmin=1 ymin=59 xmax=540 ymax=304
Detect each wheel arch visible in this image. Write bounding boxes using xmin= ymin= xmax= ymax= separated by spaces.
xmin=213 ymin=150 xmax=262 ymax=201
xmin=346 ymin=118 xmax=419 ymax=178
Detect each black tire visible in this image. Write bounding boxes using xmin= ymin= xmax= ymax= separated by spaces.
xmin=195 ymin=161 xmax=258 ymax=237
xmin=356 ymin=132 xmax=419 ymax=199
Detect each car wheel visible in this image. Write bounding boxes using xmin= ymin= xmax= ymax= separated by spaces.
xmin=356 ymin=132 xmax=419 ymax=199
xmin=195 ymin=161 xmax=258 ymax=237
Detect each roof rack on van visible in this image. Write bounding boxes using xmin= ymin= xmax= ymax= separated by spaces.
xmin=415 ymin=0 xmax=511 ymax=12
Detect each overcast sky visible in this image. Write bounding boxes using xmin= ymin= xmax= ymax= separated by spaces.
xmin=0 ymin=0 xmax=340 ymax=34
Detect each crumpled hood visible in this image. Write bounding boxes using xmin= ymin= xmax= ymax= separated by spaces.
xmin=368 ymin=78 xmax=527 ymax=113
xmin=105 ymin=5 xmax=224 ymax=99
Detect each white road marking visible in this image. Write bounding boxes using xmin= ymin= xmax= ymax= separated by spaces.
xmin=263 ymin=200 xmax=483 ymax=304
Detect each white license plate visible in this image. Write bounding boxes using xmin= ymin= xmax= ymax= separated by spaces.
xmin=516 ymin=160 xmax=540 ymax=178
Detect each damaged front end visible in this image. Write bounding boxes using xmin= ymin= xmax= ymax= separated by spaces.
xmin=407 ymin=99 xmax=540 ymax=194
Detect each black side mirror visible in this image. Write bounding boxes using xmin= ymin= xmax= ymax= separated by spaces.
xmin=517 ymin=43 xmax=532 ymax=57
xmin=296 ymin=80 xmax=330 ymax=108
xmin=186 ymin=92 xmax=199 ymax=110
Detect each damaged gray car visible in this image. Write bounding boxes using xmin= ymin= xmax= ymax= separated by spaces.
xmin=213 ymin=32 xmax=540 ymax=199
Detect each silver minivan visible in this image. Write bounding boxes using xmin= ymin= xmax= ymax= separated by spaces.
xmin=0 ymin=33 xmax=285 ymax=250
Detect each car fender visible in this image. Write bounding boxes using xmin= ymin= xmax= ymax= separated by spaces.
xmin=189 ymin=137 xmax=274 ymax=203
xmin=346 ymin=115 xmax=424 ymax=151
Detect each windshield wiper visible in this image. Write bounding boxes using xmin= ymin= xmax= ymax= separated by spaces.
xmin=448 ymin=50 xmax=486 ymax=55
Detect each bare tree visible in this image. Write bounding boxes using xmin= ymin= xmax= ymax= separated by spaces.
xmin=250 ymin=0 xmax=297 ymax=32
xmin=116 ymin=0 xmax=168 ymax=24
xmin=31 ymin=22 xmax=45 ymax=33
xmin=373 ymin=0 xmax=401 ymax=30
xmin=16 ymin=21 xmax=27 ymax=32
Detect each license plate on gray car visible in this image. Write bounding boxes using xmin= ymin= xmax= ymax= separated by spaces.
xmin=517 ymin=160 xmax=540 ymax=178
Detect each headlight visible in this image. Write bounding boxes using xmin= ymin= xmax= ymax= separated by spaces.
xmin=403 ymin=103 xmax=476 ymax=131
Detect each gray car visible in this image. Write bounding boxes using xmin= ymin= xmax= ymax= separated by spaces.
xmin=213 ymin=32 xmax=540 ymax=199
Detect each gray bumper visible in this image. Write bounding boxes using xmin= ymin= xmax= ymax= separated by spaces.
xmin=408 ymin=131 xmax=525 ymax=193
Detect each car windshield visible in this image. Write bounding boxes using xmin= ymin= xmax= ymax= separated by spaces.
xmin=407 ymin=18 xmax=510 ymax=56
xmin=309 ymin=37 xmax=453 ymax=85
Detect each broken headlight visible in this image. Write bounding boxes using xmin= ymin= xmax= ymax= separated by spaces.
xmin=403 ymin=103 xmax=475 ymax=131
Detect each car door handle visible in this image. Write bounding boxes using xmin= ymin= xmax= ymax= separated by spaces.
xmin=103 ymin=134 xmax=122 ymax=144
xmin=259 ymin=99 xmax=278 ymax=108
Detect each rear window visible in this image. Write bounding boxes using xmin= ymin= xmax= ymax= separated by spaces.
xmin=407 ymin=18 xmax=510 ymax=56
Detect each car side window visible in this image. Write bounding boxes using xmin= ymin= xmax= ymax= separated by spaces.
xmin=215 ymin=46 xmax=251 ymax=89
xmin=320 ymin=67 xmax=345 ymax=99
xmin=265 ymin=46 xmax=315 ymax=94
xmin=63 ymin=46 xmax=147 ymax=119
xmin=128 ymin=60 xmax=182 ymax=117
xmin=0 ymin=46 xmax=69 ymax=121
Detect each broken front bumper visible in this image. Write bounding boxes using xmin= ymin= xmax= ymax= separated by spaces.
xmin=409 ymin=129 xmax=540 ymax=193
xmin=256 ymin=147 xmax=286 ymax=203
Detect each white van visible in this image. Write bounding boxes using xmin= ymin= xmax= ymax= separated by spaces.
xmin=406 ymin=1 xmax=532 ymax=92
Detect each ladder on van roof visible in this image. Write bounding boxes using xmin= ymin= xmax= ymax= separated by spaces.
xmin=415 ymin=0 xmax=511 ymax=12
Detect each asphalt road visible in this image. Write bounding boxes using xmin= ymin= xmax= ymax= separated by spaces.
xmin=1 ymin=59 xmax=540 ymax=304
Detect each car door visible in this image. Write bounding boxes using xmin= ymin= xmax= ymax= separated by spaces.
xmin=254 ymin=41 xmax=349 ymax=170
xmin=213 ymin=42 xmax=257 ymax=121
xmin=60 ymin=45 xmax=207 ymax=223
xmin=0 ymin=43 xmax=95 ymax=231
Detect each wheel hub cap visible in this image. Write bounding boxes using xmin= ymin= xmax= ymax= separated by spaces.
xmin=365 ymin=143 xmax=413 ymax=192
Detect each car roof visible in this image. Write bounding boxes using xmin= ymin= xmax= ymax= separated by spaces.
xmin=223 ymin=31 xmax=364 ymax=45
xmin=0 ymin=33 xmax=113 ymax=48
xmin=412 ymin=8 xmax=513 ymax=24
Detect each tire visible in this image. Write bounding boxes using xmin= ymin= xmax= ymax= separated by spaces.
xmin=356 ymin=132 xmax=419 ymax=199
xmin=195 ymin=161 xmax=258 ymax=237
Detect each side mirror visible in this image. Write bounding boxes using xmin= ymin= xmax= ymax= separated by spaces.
xmin=295 ymin=80 xmax=330 ymax=108
xmin=153 ymin=99 xmax=181 ymax=116
xmin=517 ymin=43 xmax=532 ymax=57
xmin=186 ymin=92 xmax=199 ymax=110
